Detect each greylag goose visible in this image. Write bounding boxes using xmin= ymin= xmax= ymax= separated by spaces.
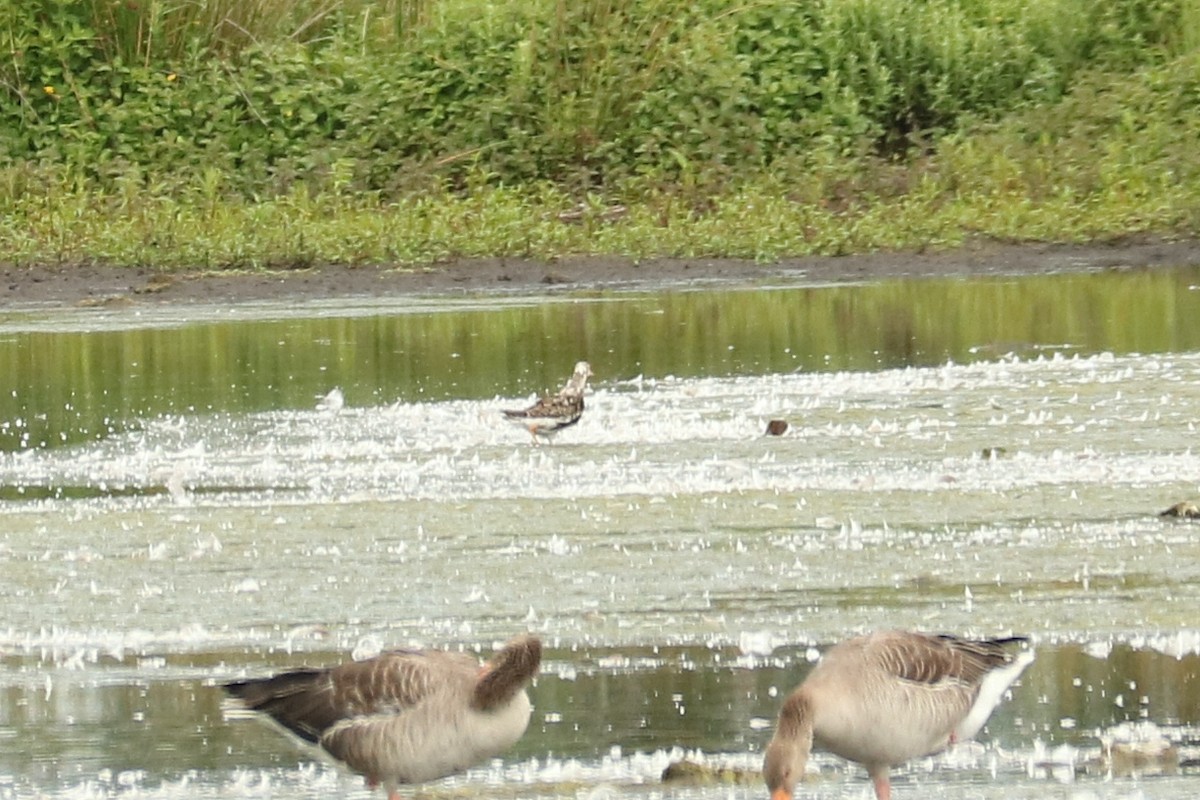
xmin=502 ymin=361 xmax=592 ymax=443
xmin=223 ymin=634 xmax=541 ymax=800
xmin=762 ymin=630 xmax=1033 ymax=800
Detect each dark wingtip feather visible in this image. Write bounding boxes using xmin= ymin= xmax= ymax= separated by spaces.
xmin=221 ymin=668 xmax=330 ymax=744
xmin=985 ymin=635 xmax=1031 ymax=646
xmin=222 ymin=668 xmax=324 ymax=702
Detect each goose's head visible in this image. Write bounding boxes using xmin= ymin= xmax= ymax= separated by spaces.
xmin=762 ymin=692 xmax=813 ymax=800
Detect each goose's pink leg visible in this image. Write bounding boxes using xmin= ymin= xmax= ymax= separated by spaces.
xmin=871 ymin=770 xmax=892 ymax=800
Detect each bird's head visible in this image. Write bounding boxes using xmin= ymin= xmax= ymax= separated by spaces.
xmin=762 ymin=692 xmax=813 ymax=800
xmin=563 ymin=361 xmax=592 ymax=394
xmin=762 ymin=737 xmax=807 ymax=800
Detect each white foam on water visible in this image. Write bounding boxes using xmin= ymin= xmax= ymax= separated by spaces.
xmin=22 ymin=738 xmax=1190 ymax=800
xmin=3 ymin=351 xmax=1197 ymax=510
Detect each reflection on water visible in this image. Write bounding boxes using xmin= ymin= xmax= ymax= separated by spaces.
xmin=1 ymin=643 xmax=1198 ymax=795
xmin=2 ymin=266 xmax=1199 ymax=452
xmin=2 ymin=266 xmax=1200 ymax=798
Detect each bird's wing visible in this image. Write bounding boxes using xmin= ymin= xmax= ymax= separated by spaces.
xmin=316 ymin=650 xmax=481 ymax=777
xmin=325 ymin=649 xmax=477 ymax=716
xmin=505 ymin=393 xmax=582 ymax=420
xmin=226 ymin=649 xmax=475 ymax=744
xmin=223 ymin=668 xmax=334 ymax=743
xmin=872 ymin=631 xmax=1018 ymax=687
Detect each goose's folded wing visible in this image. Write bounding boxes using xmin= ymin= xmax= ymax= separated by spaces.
xmin=225 ymin=650 xmax=474 ymax=744
xmin=327 ymin=650 xmax=475 ymax=716
xmin=874 ymin=632 xmax=1017 ymax=687
xmin=317 ymin=651 xmax=481 ymax=775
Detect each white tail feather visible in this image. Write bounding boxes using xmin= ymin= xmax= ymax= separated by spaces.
xmin=955 ymin=647 xmax=1035 ymax=741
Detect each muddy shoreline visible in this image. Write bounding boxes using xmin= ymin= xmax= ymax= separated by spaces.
xmin=3 ymin=236 xmax=1199 ymax=308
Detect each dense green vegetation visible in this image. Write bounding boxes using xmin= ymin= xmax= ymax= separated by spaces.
xmin=2 ymin=0 xmax=1198 ymax=268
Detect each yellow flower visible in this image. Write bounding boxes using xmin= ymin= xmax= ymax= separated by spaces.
xmin=43 ymin=85 xmax=55 ymax=95
xmin=166 ymin=72 xmax=177 ymax=82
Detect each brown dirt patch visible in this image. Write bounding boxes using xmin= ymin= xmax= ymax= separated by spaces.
xmin=3 ymin=236 xmax=1199 ymax=308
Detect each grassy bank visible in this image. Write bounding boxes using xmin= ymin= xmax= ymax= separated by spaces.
xmin=2 ymin=0 xmax=1199 ymax=269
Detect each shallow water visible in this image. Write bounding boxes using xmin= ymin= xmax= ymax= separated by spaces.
xmin=2 ymin=268 xmax=1200 ymax=799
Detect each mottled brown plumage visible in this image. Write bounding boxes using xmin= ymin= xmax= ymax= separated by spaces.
xmin=502 ymin=361 xmax=591 ymax=443
xmin=763 ymin=631 xmax=1033 ymax=800
xmin=223 ymin=634 xmax=541 ymax=800
xmin=873 ymin=633 xmax=1022 ymax=686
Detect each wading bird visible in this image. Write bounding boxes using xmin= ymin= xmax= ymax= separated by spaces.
xmin=502 ymin=361 xmax=592 ymax=443
xmin=223 ymin=634 xmax=541 ymax=800
xmin=762 ymin=630 xmax=1033 ymax=800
